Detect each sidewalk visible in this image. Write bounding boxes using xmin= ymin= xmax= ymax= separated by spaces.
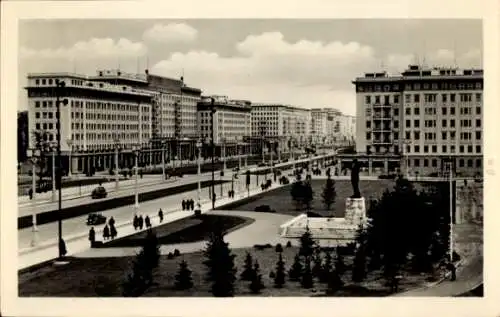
xmin=17 ymin=177 xmax=286 ymax=270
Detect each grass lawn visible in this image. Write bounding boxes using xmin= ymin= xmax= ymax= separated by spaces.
xmin=225 ymin=179 xmax=395 ymax=217
xmin=102 ymin=214 xmax=255 ymax=248
xmin=19 ymin=245 xmax=431 ymax=297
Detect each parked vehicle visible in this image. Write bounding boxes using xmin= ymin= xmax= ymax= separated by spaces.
xmin=91 ymin=186 xmax=107 ymax=199
xmin=86 ymin=212 xmax=107 ymax=226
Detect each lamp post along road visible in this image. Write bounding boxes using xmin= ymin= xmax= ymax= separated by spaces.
xmin=132 ymin=145 xmax=140 ymax=212
xmin=51 ymin=151 xmax=56 ymax=202
xmin=196 ymin=139 xmax=202 ymax=207
xmin=114 ymin=138 xmax=120 ymax=190
xmin=28 ymin=148 xmax=41 ymax=246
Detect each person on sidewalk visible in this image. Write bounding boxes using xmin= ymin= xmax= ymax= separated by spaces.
xmin=133 ymin=215 xmax=139 ymax=230
xmin=109 ymin=216 xmax=115 ymax=228
xmin=158 ymin=208 xmax=164 ymax=223
xmin=138 ymin=215 xmax=144 ymax=230
xmin=182 ymin=199 xmax=186 ymax=210
xmin=59 ymin=238 xmax=67 ymax=257
xmin=103 ymin=225 xmax=110 ymax=240
xmin=89 ymin=227 xmax=96 ymax=247
xmin=145 ymin=215 xmax=151 ymax=229
xmin=212 ymin=192 xmax=216 ymax=206
xmin=190 ymin=199 xmax=195 ymax=210
xmin=29 ymin=188 xmax=33 ymax=200
xmin=110 ymin=224 xmax=117 ymax=240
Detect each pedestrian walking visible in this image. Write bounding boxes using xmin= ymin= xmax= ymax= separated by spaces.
xmin=182 ymin=199 xmax=186 ymax=210
xmin=139 ymin=215 xmax=144 ymax=230
xmin=110 ymin=224 xmax=117 ymax=240
xmin=133 ymin=214 xmax=139 ymax=230
xmin=190 ymin=199 xmax=195 ymax=210
xmin=212 ymin=192 xmax=216 ymax=206
xmin=89 ymin=227 xmax=96 ymax=247
xmin=109 ymin=216 xmax=115 ymax=227
xmin=29 ymin=188 xmax=33 ymax=200
xmin=145 ymin=215 xmax=151 ymax=229
xmin=158 ymin=208 xmax=164 ymax=223
xmin=59 ymin=238 xmax=67 ymax=257
xmin=103 ymin=225 xmax=110 ymax=240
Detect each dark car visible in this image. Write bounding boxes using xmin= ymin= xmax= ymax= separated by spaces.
xmin=91 ymin=186 xmax=107 ymax=199
xmin=86 ymin=212 xmax=107 ymax=226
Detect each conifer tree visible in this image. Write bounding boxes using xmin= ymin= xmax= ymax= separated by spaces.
xmin=203 ymin=223 xmax=237 ymax=297
xmin=288 ymin=253 xmax=303 ymax=281
xmin=249 ymin=260 xmax=265 ymax=294
xmin=274 ymin=252 xmax=286 ymax=288
xmin=312 ymin=249 xmax=323 ymax=279
xmin=299 ymin=227 xmax=316 ymax=258
xmin=174 ymin=260 xmax=194 ymax=290
xmin=319 ymin=252 xmax=333 ymax=283
xmin=300 ymin=257 xmax=314 ymax=289
xmin=240 ymin=252 xmax=254 ymax=281
xmin=321 ymin=175 xmax=336 ymax=213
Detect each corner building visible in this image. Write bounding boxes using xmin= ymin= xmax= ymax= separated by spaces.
xmin=352 ymin=65 xmax=483 ymax=177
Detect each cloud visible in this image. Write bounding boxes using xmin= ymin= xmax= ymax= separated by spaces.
xmin=20 ymin=38 xmax=147 ymax=60
xmin=142 ymin=23 xmax=198 ymax=44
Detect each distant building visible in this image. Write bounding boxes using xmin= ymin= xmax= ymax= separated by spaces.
xmin=197 ymin=96 xmax=252 ymax=158
xmin=352 ymin=64 xmax=483 ymax=176
xmin=17 ymin=111 xmax=29 ymax=163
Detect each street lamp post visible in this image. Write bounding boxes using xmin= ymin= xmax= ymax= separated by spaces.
xmin=132 ymin=145 xmax=141 ymax=213
xmin=55 ymin=79 xmax=68 ymax=259
xmin=51 ymin=150 xmax=56 ymax=202
xmin=196 ymin=139 xmax=202 ymax=208
xmin=114 ymin=138 xmax=121 ymax=190
xmin=27 ymin=148 xmax=41 ymax=246
xmin=67 ymin=139 xmax=73 ymax=178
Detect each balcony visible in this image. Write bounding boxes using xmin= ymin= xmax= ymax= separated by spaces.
xmin=372 ymin=138 xmax=392 ymax=145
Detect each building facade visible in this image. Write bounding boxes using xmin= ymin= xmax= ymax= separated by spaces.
xmin=352 ymin=65 xmax=483 ymax=176
xmin=197 ymin=95 xmax=252 ymax=158
xmin=26 ymin=72 xmax=154 ymax=174
xmin=251 ymin=103 xmax=311 ymax=154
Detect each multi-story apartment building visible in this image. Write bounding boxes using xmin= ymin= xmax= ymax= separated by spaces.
xmin=92 ymin=69 xmax=202 ymax=162
xmin=251 ymin=103 xmax=311 ymax=154
xmin=26 ymin=72 xmax=154 ymax=174
xmin=335 ymin=114 xmax=356 ymax=145
xmin=197 ymin=95 xmax=252 ymax=158
xmin=310 ymin=108 xmax=338 ymax=146
xmin=352 ymin=64 xmax=483 ymax=176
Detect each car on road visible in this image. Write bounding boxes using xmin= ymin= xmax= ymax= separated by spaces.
xmin=86 ymin=212 xmax=107 ymax=226
xmin=257 ymin=162 xmax=267 ymax=167
xmin=91 ymin=186 xmax=107 ymax=199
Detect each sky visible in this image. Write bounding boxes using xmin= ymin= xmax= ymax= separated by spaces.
xmin=18 ymin=19 xmax=482 ymax=115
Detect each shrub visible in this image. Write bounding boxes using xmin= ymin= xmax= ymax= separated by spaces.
xmin=167 ymin=252 xmax=174 ymax=259
xmin=286 ymin=241 xmax=292 ymax=248
xmin=269 ymin=271 xmax=276 ymax=279
xmin=194 ymin=209 xmax=202 ymax=217
xmin=253 ymin=244 xmax=272 ymax=250
xmin=275 ymin=243 xmax=283 ymax=253
xmin=174 ymin=260 xmax=194 ymax=290
xmin=249 ymin=261 xmax=265 ymax=294
xmin=288 ymin=253 xmax=303 ymax=281
xmin=254 ymin=205 xmax=272 ymax=213
xmin=173 ymin=249 xmax=181 ymax=257
xmin=240 ymin=252 xmax=254 ymax=281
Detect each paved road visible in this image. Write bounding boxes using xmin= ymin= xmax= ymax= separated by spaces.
xmin=18 ymin=177 xmax=284 ymax=270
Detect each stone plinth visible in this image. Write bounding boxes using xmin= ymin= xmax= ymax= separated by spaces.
xmin=345 ymin=197 xmax=367 ymax=225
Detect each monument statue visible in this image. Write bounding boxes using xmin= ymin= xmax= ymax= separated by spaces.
xmin=351 ymin=159 xmax=361 ymax=198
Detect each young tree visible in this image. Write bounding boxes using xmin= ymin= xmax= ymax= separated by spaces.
xmin=321 ymin=175 xmax=336 ymax=213
xmin=300 ymin=257 xmax=314 ymax=289
xmin=240 ymin=252 xmax=254 ymax=281
xmin=174 ymin=260 xmax=194 ymax=290
xmin=291 ymin=181 xmax=304 ymax=210
xmin=299 ymin=227 xmax=316 ymax=259
xmin=203 ymin=223 xmax=237 ymax=297
xmin=122 ymin=232 xmax=160 ymax=297
xmin=319 ymin=252 xmax=333 ymax=283
xmin=326 ymin=269 xmax=344 ymax=295
xmin=288 ymin=253 xmax=303 ymax=281
xmin=249 ymin=260 xmax=265 ymax=294
xmin=302 ymin=181 xmax=314 ymax=214
xmin=274 ymin=252 xmax=286 ymax=288
xmin=312 ymin=248 xmax=323 ymax=279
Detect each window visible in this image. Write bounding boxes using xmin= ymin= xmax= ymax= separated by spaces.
xmin=48 ymin=112 xmax=53 ymax=119
xmin=476 ymin=107 xmax=481 ymax=115
xmin=414 ymin=159 xmax=420 ymax=167
xmin=384 ymin=95 xmax=390 ymax=104
xmin=432 ymin=159 xmax=437 ymax=167
xmin=476 ymin=93 xmax=482 ymax=102
xmin=394 ymin=120 xmax=399 ymax=128
xmin=35 ymin=112 xmax=40 ymax=118
xmin=459 ymin=145 xmax=464 ymax=153
xmin=442 ymin=131 xmax=447 ymax=140
xmin=450 ymin=107 xmax=456 ymax=115
xmin=451 ymin=145 xmax=455 ymax=153
xmin=414 ymin=120 xmax=420 ymax=128
xmin=424 ymin=94 xmax=437 ymax=102
xmin=406 ymin=120 xmax=411 ymax=128
xmin=442 ymin=145 xmax=447 ymax=153
xmin=42 ymin=79 xmax=46 ymax=85
xmin=442 ymin=119 xmax=447 ymax=127
xmin=366 ymin=121 xmax=371 ymax=128
xmin=394 ymin=95 xmax=400 ymax=104
xmin=405 ymin=131 xmax=411 ymax=139
xmin=476 ymin=131 xmax=482 ymax=140
xmin=366 ymin=132 xmax=371 ymax=140
xmin=442 ymin=94 xmax=448 ymax=102
xmin=48 ymin=123 xmax=53 ymax=129
xmin=442 ymin=107 xmax=447 ymax=115
xmin=405 ymin=95 xmax=411 ymax=103
xmin=365 ymin=96 xmax=371 ymax=104
xmin=476 ymin=159 xmax=482 ymax=168
xmin=450 ymin=119 xmax=455 ymax=128
xmin=414 ymin=145 xmax=420 ymax=153
xmin=414 ymin=94 xmax=420 ymax=103
xmin=394 ymin=108 xmax=399 ymax=116
xmin=476 ymin=119 xmax=481 ymax=127
xmin=48 ymin=79 xmax=53 ymax=85
xmin=414 ymin=131 xmax=420 ymax=140
xmin=450 ymin=131 xmax=456 ymax=140
xmin=432 ymin=145 xmax=437 ymax=153
xmin=406 ymin=108 xmax=411 ymax=115
xmin=424 ymin=159 xmax=429 ymax=167
xmin=424 ymin=145 xmax=429 ymax=153
xmin=459 ymin=159 xmax=465 ymax=167
xmin=414 ymin=107 xmax=420 ymax=115
xmin=450 ymin=94 xmax=456 ymax=102
xmin=35 ymin=79 xmax=40 ymax=85
xmin=35 ymin=101 xmax=40 ymax=108
xmin=476 ymin=145 xmax=481 ymax=153
xmin=375 ymin=96 xmax=380 ymax=104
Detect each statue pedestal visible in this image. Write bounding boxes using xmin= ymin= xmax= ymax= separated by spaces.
xmin=345 ymin=197 xmax=367 ymax=226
